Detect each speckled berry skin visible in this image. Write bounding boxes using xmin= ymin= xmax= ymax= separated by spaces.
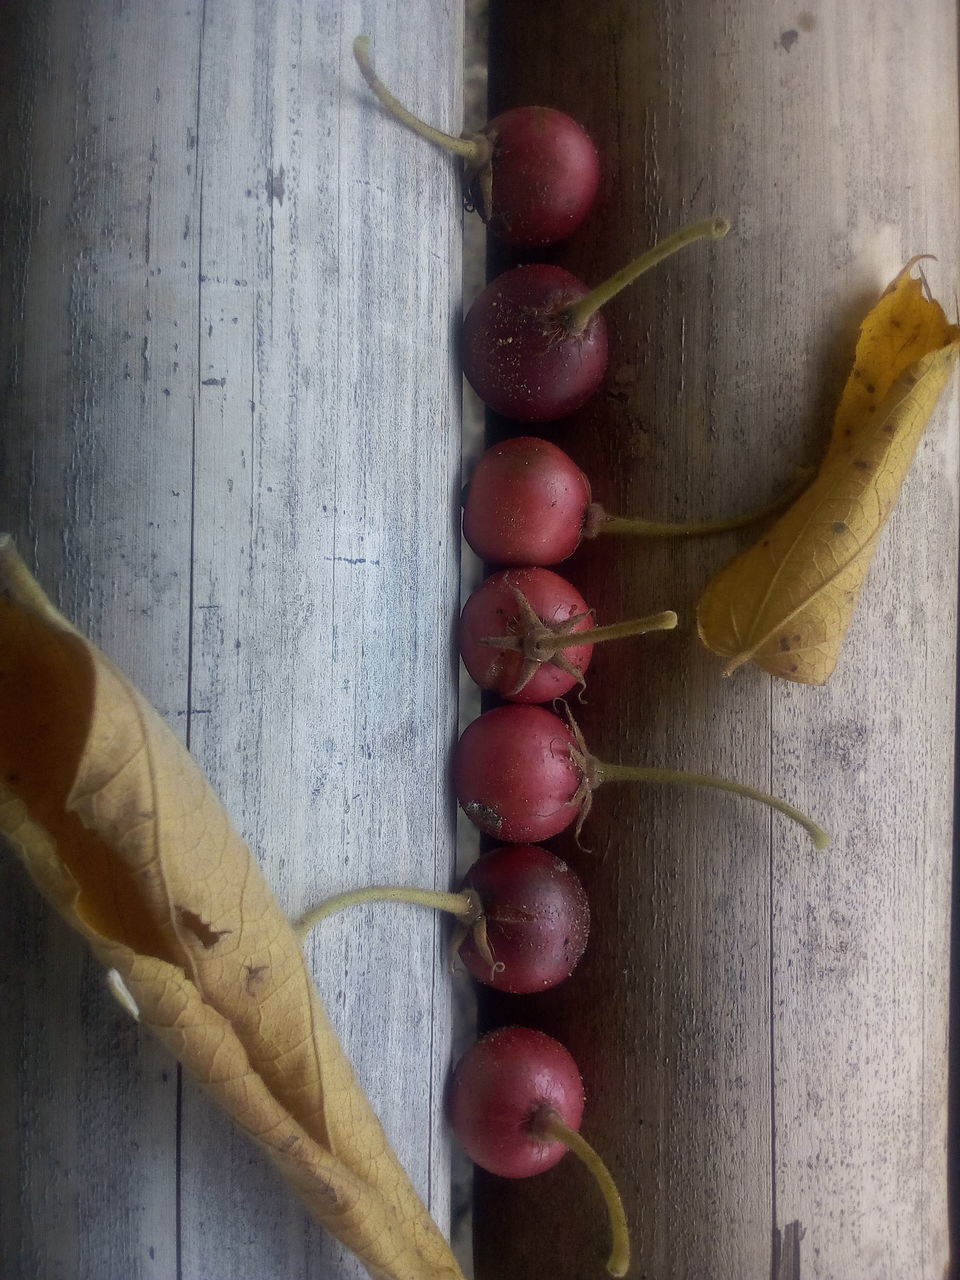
xmin=471 ymin=107 xmax=601 ymax=247
xmin=453 ymin=703 xmax=582 ymax=843
xmin=461 ymin=437 xmax=593 ymax=566
xmin=457 ymin=844 xmax=590 ymax=992
xmin=448 ymin=1026 xmax=586 ymax=1178
xmin=461 ymin=265 xmax=608 ymax=421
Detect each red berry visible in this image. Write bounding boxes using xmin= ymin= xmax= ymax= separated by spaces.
xmin=461 ymin=437 xmax=592 ymax=566
xmin=462 ymin=218 xmax=731 ymax=421
xmin=354 ymin=38 xmax=599 ymax=248
xmin=448 ymin=1026 xmax=585 ymax=1178
xmin=469 ymin=107 xmax=600 ymax=247
xmin=461 ymin=265 xmax=608 ymax=422
xmin=455 ymin=702 xmax=830 ymax=850
xmin=462 ymin=435 xmax=807 ymax=569
xmin=457 ymin=845 xmax=590 ymax=993
xmin=458 ymin=567 xmax=594 ymax=702
xmin=453 ymin=703 xmax=582 ymax=842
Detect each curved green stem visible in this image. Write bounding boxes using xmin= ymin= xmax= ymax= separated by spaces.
xmin=532 ymin=1107 xmax=630 ymax=1278
xmin=595 ymin=761 xmax=830 ymax=849
xmin=585 ymin=468 xmax=814 ymax=540
xmin=353 ymin=36 xmax=485 ymax=162
xmin=295 ymin=885 xmax=477 ymax=942
xmin=564 ymin=216 xmax=731 ymax=336
xmin=534 ymin=609 xmax=678 ymax=656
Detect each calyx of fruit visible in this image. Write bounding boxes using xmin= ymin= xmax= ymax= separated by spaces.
xmin=480 ymin=584 xmax=676 ymax=697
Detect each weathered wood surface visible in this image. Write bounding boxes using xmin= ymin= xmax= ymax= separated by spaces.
xmin=0 ymin=2 xmax=463 ymax=1278
xmin=474 ymin=2 xmax=958 ymax=1278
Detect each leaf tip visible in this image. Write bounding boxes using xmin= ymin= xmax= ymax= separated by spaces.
xmin=721 ymin=654 xmax=748 ymax=677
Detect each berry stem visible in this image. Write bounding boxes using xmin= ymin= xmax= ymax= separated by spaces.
xmin=532 ymin=1106 xmax=630 ymax=1278
xmin=533 ymin=609 xmax=678 ymax=657
xmin=564 ymin=608 xmax=677 ymax=648
xmin=584 ymin=468 xmax=814 ymax=540
xmin=594 ymin=761 xmax=830 ymax=849
xmin=353 ymin=36 xmax=487 ymax=163
xmin=563 ymin=216 xmax=731 ymax=336
xmin=295 ymin=885 xmax=480 ymax=942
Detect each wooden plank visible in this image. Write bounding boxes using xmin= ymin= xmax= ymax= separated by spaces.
xmin=768 ymin=2 xmax=959 ymax=1263
xmin=473 ymin=2 xmax=957 ymax=1277
xmin=0 ymin=5 xmax=198 ymax=1276
xmin=0 ymin=2 xmax=463 ymax=1277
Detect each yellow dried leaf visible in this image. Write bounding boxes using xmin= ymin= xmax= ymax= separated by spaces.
xmin=697 ymin=262 xmax=960 ymax=684
xmin=0 ymin=537 xmax=464 ymax=1280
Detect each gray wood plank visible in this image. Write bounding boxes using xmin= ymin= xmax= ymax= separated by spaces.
xmin=473 ymin=2 xmax=957 ymax=1277
xmin=0 ymin=1 xmax=463 ymax=1277
xmin=1 ymin=3 xmax=199 ymax=1276
xmin=768 ymin=9 xmax=959 ymax=1271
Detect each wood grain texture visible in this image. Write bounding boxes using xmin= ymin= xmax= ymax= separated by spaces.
xmin=0 ymin=2 xmax=463 ymax=1277
xmin=473 ymin=2 xmax=958 ymax=1278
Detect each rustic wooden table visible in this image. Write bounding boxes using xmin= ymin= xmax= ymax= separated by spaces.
xmin=474 ymin=2 xmax=959 ymax=1278
xmin=0 ymin=3 xmax=463 ymax=1278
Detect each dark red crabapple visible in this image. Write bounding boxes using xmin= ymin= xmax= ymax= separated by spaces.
xmin=461 ymin=436 xmax=809 ymax=566
xmin=457 ymin=844 xmax=590 ymax=992
xmin=449 ymin=1026 xmax=583 ymax=1178
xmin=354 ymin=36 xmax=600 ymax=246
xmin=448 ymin=1026 xmax=630 ymax=1276
xmin=294 ymin=844 xmax=590 ymax=994
xmin=462 ymin=263 xmax=609 ymax=422
xmin=453 ymin=702 xmax=831 ymax=848
xmin=458 ymin=565 xmax=677 ymax=701
xmin=461 ymin=216 xmax=730 ymax=421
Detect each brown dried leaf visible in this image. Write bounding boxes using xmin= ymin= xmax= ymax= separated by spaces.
xmin=697 ymin=262 xmax=960 ymax=683
xmin=0 ymin=537 xmax=463 ymax=1280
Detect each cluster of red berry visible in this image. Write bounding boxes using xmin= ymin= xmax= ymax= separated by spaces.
xmin=342 ymin=39 xmax=828 ymax=1277
xmin=348 ymin=38 xmax=642 ymax=1273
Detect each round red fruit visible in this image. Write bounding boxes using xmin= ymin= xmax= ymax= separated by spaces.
xmin=448 ymin=1026 xmax=585 ymax=1178
xmin=458 ymin=566 xmax=594 ymax=702
xmin=461 ymin=265 xmax=608 ymax=422
xmin=458 ymin=845 xmax=590 ymax=993
xmin=462 ymin=436 xmax=592 ymax=566
xmin=473 ymin=107 xmax=600 ymax=247
xmin=453 ymin=703 xmax=582 ymax=842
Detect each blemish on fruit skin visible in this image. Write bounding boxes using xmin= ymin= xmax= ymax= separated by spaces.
xmin=465 ymin=801 xmax=503 ymax=832
xmin=832 ymin=520 xmax=848 ymax=534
